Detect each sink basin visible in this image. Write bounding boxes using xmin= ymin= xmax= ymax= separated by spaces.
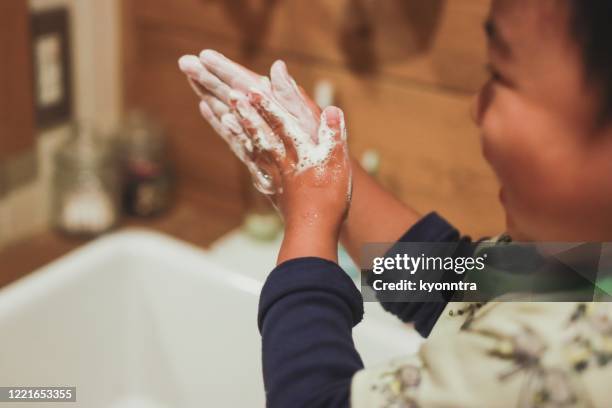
xmin=0 ymin=229 xmax=421 ymax=407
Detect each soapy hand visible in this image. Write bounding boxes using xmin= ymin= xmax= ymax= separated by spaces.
xmin=245 ymin=91 xmax=351 ymax=250
xmin=177 ymin=53 xmax=280 ymax=194
xmin=179 ymin=51 xmax=352 ymax=262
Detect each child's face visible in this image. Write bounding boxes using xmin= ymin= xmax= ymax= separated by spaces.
xmin=474 ymin=0 xmax=612 ymax=241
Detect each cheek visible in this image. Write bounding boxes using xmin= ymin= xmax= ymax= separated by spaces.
xmin=476 ymin=87 xmax=593 ymax=238
xmin=478 ymin=87 xmax=545 ymax=188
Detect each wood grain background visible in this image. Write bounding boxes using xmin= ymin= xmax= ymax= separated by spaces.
xmin=0 ymin=0 xmax=35 ymax=162
xmin=122 ymin=0 xmax=505 ymax=239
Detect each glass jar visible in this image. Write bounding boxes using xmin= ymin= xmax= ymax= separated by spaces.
xmin=52 ymin=123 xmax=120 ymax=236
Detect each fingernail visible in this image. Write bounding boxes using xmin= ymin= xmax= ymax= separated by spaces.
xmin=199 ymin=49 xmax=223 ymax=63
xmin=271 ymin=60 xmax=293 ymax=87
xmin=199 ymin=49 xmax=214 ymax=59
xmin=273 ymin=59 xmax=286 ymax=70
xmin=178 ymin=55 xmax=199 ymax=73
xmin=178 ymin=55 xmax=191 ymax=70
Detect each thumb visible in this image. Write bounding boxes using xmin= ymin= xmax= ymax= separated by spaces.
xmin=319 ymin=106 xmax=347 ymax=145
xmin=317 ymin=106 xmax=349 ymax=168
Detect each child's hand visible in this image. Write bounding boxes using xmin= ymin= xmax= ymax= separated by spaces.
xmin=179 ymin=51 xmax=351 ymax=262
xmin=178 ymin=51 xmax=324 ymax=196
xmin=242 ymin=91 xmax=352 ymax=263
xmin=178 ymin=53 xmax=282 ymax=194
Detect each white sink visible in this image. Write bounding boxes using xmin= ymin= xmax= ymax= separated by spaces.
xmin=0 ymin=229 xmax=421 ymax=407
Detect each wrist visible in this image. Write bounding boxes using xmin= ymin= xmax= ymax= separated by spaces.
xmin=278 ymin=222 xmax=339 ymax=265
xmin=284 ymin=218 xmax=340 ymax=237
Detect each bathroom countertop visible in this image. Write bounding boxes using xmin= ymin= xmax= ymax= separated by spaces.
xmin=0 ymin=195 xmax=242 ymax=290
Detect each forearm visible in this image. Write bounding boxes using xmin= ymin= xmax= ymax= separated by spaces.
xmin=258 ymin=258 xmax=365 ymax=407
xmin=278 ymin=223 xmax=339 ymax=265
xmin=340 ymin=158 xmax=421 ymax=262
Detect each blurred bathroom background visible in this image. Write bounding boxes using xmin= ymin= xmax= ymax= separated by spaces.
xmin=0 ymin=0 xmax=504 ymax=275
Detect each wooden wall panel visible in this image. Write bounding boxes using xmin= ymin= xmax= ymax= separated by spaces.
xmin=290 ymin=0 xmax=489 ymax=92
xmin=0 ymin=0 xmax=35 ymax=161
xmin=124 ymin=25 xmax=247 ymax=215
xmin=131 ymin=0 xmax=489 ymax=93
xmin=131 ymin=0 xmax=294 ymax=54
xmin=123 ymin=0 xmax=504 ymax=237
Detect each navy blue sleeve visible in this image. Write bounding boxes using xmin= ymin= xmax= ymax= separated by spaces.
xmin=257 ymin=212 xmax=474 ymax=407
xmin=258 ymin=257 xmax=364 ymax=408
xmin=369 ymin=212 xmax=475 ymax=338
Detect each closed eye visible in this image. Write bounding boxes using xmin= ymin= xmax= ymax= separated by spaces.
xmin=485 ymin=64 xmax=514 ymax=88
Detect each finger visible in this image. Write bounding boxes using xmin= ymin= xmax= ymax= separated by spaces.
xmin=200 ymin=98 xmax=276 ymax=195
xmin=187 ymin=77 xmax=238 ymax=126
xmin=179 ymin=55 xmax=208 ymax=99
xmin=199 ymin=100 xmax=251 ymax=163
xmin=183 ymin=69 xmax=235 ymax=121
xmin=199 ymin=49 xmax=269 ymax=94
xmin=231 ymin=92 xmax=286 ymax=163
xmin=202 ymin=93 xmax=230 ymax=117
xmin=269 ymin=60 xmax=303 ymax=113
xmin=181 ymin=55 xmax=281 ymax=164
xmin=248 ymin=90 xmax=307 ymax=167
xmin=200 ymin=93 xmax=251 ymax=143
xmin=270 ymin=60 xmax=318 ymax=134
xmin=220 ymin=112 xmax=244 ymax=135
xmin=179 ymin=55 xmax=233 ymax=104
xmin=178 ymin=54 xmax=203 ymax=77
xmin=220 ymin=113 xmax=255 ymax=157
xmin=200 ymin=93 xmax=246 ymax=142
xmin=198 ymin=92 xmax=278 ymax=196
xmin=316 ymin=106 xmax=351 ymax=203
xmin=319 ymin=106 xmax=347 ymax=144
xmin=202 ymin=94 xmax=254 ymax=155
xmin=318 ymin=106 xmax=349 ymax=162
xmin=199 ymin=99 xmax=231 ymax=144
xmin=231 ymin=100 xmax=284 ymax=195
xmin=204 ymin=95 xmax=254 ymax=157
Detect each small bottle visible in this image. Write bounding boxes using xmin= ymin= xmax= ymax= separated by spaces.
xmin=120 ymin=111 xmax=173 ymax=217
xmin=52 ymin=122 xmax=120 ymax=236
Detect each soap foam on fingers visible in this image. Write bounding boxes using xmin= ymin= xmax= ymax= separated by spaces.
xmin=181 ymin=54 xmax=279 ymax=194
xmin=231 ymin=90 xmax=286 ymax=159
xmin=270 ymin=60 xmax=319 ymax=138
xmin=200 ymin=49 xmax=272 ymax=95
xmin=251 ymin=89 xmax=345 ymax=175
xmin=181 ymin=52 xmax=350 ymax=197
xmin=179 ymin=54 xmax=234 ymax=105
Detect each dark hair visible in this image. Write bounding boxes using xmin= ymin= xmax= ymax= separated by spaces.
xmin=568 ymin=0 xmax=612 ymax=122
